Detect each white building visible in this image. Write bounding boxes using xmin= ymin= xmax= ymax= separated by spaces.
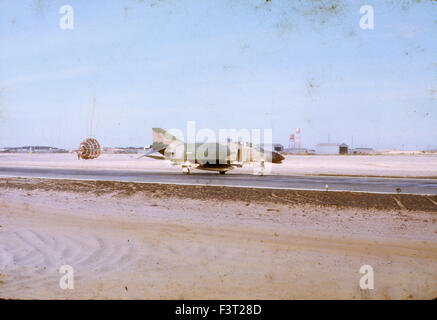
xmin=315 ymin=143 xmax=349 ymax=155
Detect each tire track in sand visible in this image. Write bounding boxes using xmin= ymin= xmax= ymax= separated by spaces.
xmin=0 ymin=228 xmax=136 ymax=295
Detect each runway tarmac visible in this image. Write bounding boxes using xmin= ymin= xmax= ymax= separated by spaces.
xmin=0 ymin=166 xmax=437 ymax=194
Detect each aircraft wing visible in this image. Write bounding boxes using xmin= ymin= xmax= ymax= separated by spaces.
xmin=143 ymin=154 xmax=166 ymax=160
xmin=137 ymin=147 xmax=166 ymax=160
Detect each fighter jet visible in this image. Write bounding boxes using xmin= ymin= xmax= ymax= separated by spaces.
xmin=139 ymin=128 xmax=284 ymax=175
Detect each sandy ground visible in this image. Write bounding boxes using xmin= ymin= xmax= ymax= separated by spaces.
xmin=0 ymin=153 xmax=437 ymax=177
xmin=1 ymin=181 xmax=436 ymax=299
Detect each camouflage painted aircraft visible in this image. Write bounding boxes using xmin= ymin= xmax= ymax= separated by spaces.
xmin=139 ymin=128 xmax=284 ymax=175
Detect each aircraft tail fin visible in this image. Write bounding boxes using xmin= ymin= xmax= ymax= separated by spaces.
xmin=152 ymin=128 xmax=181 ymax=147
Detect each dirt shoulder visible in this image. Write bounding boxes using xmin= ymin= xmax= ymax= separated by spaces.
xmin=1 ymin=177 xmax=436 ymax=212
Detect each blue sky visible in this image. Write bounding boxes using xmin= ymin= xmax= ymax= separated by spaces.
xmin=0 ymin=0 xmax=436 ymax=149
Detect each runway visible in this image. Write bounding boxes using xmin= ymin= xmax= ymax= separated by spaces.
xmin=0 ymin=166 xmax=437 ymax=194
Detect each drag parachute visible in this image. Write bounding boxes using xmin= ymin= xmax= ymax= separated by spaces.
xmin=77 ymin=138 xmax=101 ymax=160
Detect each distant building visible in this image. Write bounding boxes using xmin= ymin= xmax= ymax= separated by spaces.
xmin=102 ymin=147 xmax=144 ymax=154
xmin=3 ymin=146 xmax=69 ymax=153
xmin=283 ymin=148 xmax=315 ymax=155
xmin=315 ymin=143 xmax=349 ymax=155
xmin=350 ymin=147 xmax=375 ymax=155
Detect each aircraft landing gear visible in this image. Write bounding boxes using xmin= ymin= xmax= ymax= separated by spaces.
xmin=182 ymin=161 xmax=194 ymax=175
xmin=259 ymin=160 xmax=265 ymax=176
xmin=219 ymin=171 xmax=226 ymax=175
xmin=253 ymin=159 xmax=265 ymax=176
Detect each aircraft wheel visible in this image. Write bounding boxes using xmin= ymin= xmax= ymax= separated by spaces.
xmin=219 ymin=171 xmax=226 ymax=175
xmin=182 ymin=168 xmax=190 ymax=175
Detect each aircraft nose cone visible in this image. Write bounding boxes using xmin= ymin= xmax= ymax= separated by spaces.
xmin=272 ymin=152 xmax=284 ymax=163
